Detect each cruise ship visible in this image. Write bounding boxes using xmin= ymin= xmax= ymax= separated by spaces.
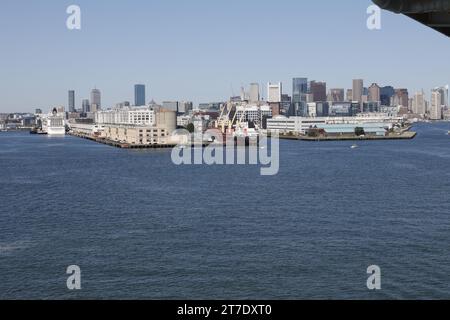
xmin=42 ymin=108 xmax=66 ymax=136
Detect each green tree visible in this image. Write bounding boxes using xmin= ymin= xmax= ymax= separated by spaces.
xmin=186 ymin=123 xmax=195 ymax=133
xmin=355 ymin=127 xmax=365 ymax=136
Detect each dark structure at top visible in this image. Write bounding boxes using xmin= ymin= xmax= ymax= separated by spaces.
xmin=373 ymin=0 xmax=450 ymax=36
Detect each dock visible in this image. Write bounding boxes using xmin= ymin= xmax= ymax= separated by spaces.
xmin=276 ymin=131 xmax=417 ymax=142
xmin=68 ymin=132 xmax=177 ymax=149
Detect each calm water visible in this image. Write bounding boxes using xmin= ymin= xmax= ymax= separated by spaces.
xmin=1 ymin=123 xmax=450 ymax=300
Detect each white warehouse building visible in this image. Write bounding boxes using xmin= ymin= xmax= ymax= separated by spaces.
xmin=95 ymin=107 xmax=156 ymax=126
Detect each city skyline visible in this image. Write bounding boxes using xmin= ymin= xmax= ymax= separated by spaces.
xmin=1 ymin=0 xmax=450 ymax=112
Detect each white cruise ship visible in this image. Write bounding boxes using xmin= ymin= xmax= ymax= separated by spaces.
xmin=42 ymin=109 xmax=66 ymax=136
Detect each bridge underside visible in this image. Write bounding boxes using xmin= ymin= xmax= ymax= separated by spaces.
xmin=373 ymin=0 xmax=450 ymax=37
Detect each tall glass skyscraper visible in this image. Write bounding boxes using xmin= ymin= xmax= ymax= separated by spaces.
xmin=292 ymin=78 xmax=308 ymax=116
xmin=292 ymin=78 xmax=308 ymax=103
xmin=134 ymin=84 xmax=146 ymax=106
xmin=68 ymin=90 xmax=75 ymax=112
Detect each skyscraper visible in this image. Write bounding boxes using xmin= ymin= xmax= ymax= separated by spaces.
xmin=82 ymin=99 xmax=90 ymax=113
xmin=368 ymin=83 xmax=381 ymax=102
xmin=134 ymin=84 xmax=146 ymax=106
xmin=328 ymin=89 xmax=345 ymax=102
xmin=267 ymin=82 xmax=282 ymax=103
xmin=412 ymin=91 xmax=426 ymax=115
xmin=434 ymin=85 xmax=449 ymax=107
xmin=352 ymin=79 xmax=364 ymax=102
xmin=346 ymin=89 xmax=353 ymax=102
xmin=393 ymin=89 xmax=409 ymax=108
xmin=90 ymin=88 xmax=101 ymax=111
xmin=380 ymin=86 xmax=395 ymax=106
xmin=249 ymin=83 xmax=260 ymax=103
xmin=310 ymin=81 xmax=327 ymax=102
xmin=292 ymin=78 xmax=308 ymax=103
xmin=291 ymin=78 xmax=308 ymax=117
xmin=430 ymin=90 xmax=442 ymax=120
xmin=68 ymin=90 xmax=75 ymax=113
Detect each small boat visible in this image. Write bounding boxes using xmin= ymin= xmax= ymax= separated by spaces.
xmin=351 ymin=144 xmax=359 ymax=149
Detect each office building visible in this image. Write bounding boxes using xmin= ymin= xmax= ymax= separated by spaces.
xmin=434 ymin=85 xmax=449 ymax=107
xmin=346 ymin=89 xmax=353 ymax=102
xmin=310 ymin=81 xmax=327 ymax=102
xmin=430 ymin=90 xmax=443 ymax=120
xmin=68 ymin=90 xmax=75 ymax=113
xmin=292 ymin=78 xmax=308 ymax=103
xmin=328 ymin=89 xmax=345 ymax=102
xmin=392 ymin=89 xmax=409 ymax=107
xmin=268 ymin=82 xmax=282 ymax=103
xmin=90 ymin=89 xmax=101 ymax=110
xmin=412 ymin=91 xmax=426 ymax=115
xmin=249 ymin=83 xmax=260 ymax=103
xmin=134 ymin=84 xmax=146 ymax=107
xmin=368 ymin=83 xmax=381 ymax=102
xmin=380 ymin=86 xmax=395 ymax=106
xmin=352 ymin=79 xmax=364 ymax=102
xmin=82 ymin=99 xmax=90 ymax=113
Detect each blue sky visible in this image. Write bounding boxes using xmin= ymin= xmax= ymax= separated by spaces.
xmin=0 ymin=0 xmax=449 ymax=112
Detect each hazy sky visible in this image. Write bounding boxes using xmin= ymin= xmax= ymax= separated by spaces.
xmin=0 ymin=0 xmax=449 ymax=112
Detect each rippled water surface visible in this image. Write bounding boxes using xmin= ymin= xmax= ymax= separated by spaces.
xmin=1 ymin=123 xmax=450 ymax=299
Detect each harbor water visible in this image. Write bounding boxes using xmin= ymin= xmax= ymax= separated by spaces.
xmin=1 ymin=123 xmax=450 ymax=299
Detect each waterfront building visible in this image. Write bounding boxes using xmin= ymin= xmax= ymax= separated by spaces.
xmin=267 ymin=114 xmax=402 ymax=135
xmin=329 ymin=102 xmax=359 ymax=117
xmin=95 ymin=107 xmax=156 ymax=126
xmin=235 ymin=105 xmax=272 ymax=124
xmin=102 ymin=110 xmax=177 ymax=145
xmin=134 ymin=84 xmax=146 ymax=107
xmin=68 ymin=90 xmax=75 ymax=113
